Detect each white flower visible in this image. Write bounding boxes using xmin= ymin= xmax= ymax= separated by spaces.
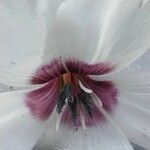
xmin=0 ymin=0 xmax=150 ymax=150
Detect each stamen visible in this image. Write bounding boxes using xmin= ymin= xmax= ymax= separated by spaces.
xmin=63 ymin=84 xmax=74 ymax=103
xmin=59 ymin=57 xmax=69 ymax=72
xmin=92 ymin=93 xmax=103 ymax=109
xmin=56 ymin=114 xmax=61 ymax=131
xmin=57 ymin=92 xmax=66 ymax=114
xmin=79 ymin=80 xmax=92 ymax=94
xmin=79 ymin=105 xmax=87 ymax=131
xmin=57 ymin=72 xmax=78 ymax=125
xmin=68 ymin=98 xmax=77 ymax=126
xmin=56 ymin=105 xmax=67 ymax=131
xmin=79 ymin=90 xmax=93 ymax=118
xmin=57 ymin=73 xmax=73 ymax=114
xmin=92 ymin=93 xmax=103 ymax=108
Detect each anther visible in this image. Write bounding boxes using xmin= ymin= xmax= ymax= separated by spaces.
xmin=57 ymin=92 xmax=66 ymax=114
xmin=79 ymin=90 xmax=93 ymax=118
xmin=57 ymin=84 xmax=74 ymax=113
xmin=68 ymin=98 xmax=77 ymax=126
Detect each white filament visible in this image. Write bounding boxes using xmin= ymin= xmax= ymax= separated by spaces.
xmin=60 ymin=57 xmax=69 ymax=72
xmin=56 ymin=114 xmax=62 ymax=131
xmin=79 ymin=106 xmax=87 ymax=131
xmin=79 ymin=80 xmax=93 ymax=94
xmin=56 ymin=105 xmax=67 ymax=131
xmin=92 ymin=93 xmax=103 ymax=108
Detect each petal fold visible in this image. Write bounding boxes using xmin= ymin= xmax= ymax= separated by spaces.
xmin=43 ymin=0 xmax=114 ymax=63
xmin=37 ymin=0 xmax=66 ymax=31
xmin=93 ymin=0 xmax=150 ymax=71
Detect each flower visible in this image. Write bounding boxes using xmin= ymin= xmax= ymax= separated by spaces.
xmin=0 ymin=0 xmax=150 ymax=150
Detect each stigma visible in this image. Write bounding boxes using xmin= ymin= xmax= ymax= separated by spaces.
xmin=26 ymin=58 xmax=118 ymax=130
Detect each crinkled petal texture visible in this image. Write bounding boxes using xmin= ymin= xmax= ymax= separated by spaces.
xmin=0 ymin=90 xmax=50 ymax=150
xmin=0 ymin=0 xmax=65 ymax=87
xmin=34 ymin=110 xmax=133 ymax=150
xmin=96 ymin=71 xmax=150 ymax=150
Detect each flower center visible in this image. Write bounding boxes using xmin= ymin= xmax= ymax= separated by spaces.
xmin=26 ymin=59 xmax=118 ymax=130
xmin=57 ymin=72 xmax=95 ymax=128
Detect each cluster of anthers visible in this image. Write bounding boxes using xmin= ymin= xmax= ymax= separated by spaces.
xmin=57 ymin=71 xmax=98 ymax=130
xmin=26 ymin=58 xmax=118 ymax=131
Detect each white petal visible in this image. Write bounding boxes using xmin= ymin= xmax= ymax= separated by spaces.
xmin=92 ymin=71 xmax=150 ymax=149
xmin=34 ymin=111 xmax=133 ymax=150
xmin=0 ymin=1 xmax=46 ymax=86
xmin=110 ymin=72 xmax=150 ymax=93
xmin=37 ymin=0 xmax=66 ymax=32
xmin=0 ymin=90 xmax=48 ymax=150
xmin=107 ymin=71 xmax=150 ymax=149
xmin=127 ymin=50 xmax=150 ymax=73
xmin=95 ymin=71 xmax=150 ymax=92
xmin=93 ymin=0 xmax=150 ymax=71
xmin=112 ymin=98 xmax=150 ymax=150
xmin=43 ymin=0 xmax=114 ymax=63
xmin=112 ymin=112 xmax=150 ymax=150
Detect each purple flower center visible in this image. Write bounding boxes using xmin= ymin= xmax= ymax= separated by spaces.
xmin=26 ymin=58 xmax=118 ymax=129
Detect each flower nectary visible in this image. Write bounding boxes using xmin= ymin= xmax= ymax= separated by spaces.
xmin=26 ymin=58 xmax=118 ymax=129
